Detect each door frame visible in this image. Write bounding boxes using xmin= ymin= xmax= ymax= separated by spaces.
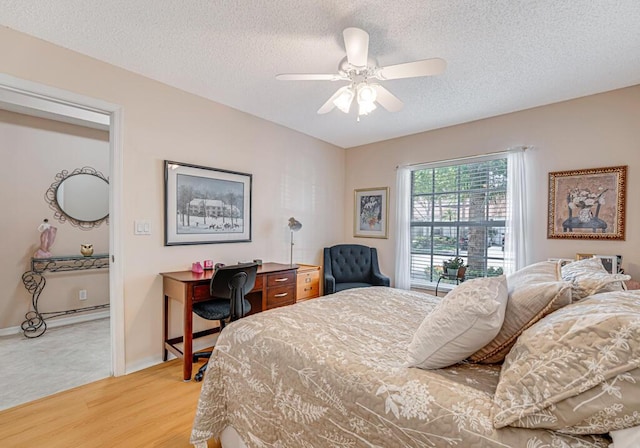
xmin=0 ymin=74 xmax=125 ymax=376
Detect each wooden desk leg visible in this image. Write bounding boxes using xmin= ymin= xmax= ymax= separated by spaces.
xmin=162 ymin=295 xmax=169 ymax=362
xmin=183 ymin=295 xmax=193 ymax=381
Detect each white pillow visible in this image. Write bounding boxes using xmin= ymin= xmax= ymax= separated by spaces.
xmin=407 ymin=276 xmax=508 ymax=369
xmin=610 ymin=425 xmax=640 ymax=448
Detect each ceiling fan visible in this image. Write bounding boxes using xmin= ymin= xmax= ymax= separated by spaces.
xmin=276 ymin=27 xmax=446 ymax=118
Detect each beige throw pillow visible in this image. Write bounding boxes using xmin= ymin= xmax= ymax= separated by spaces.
xmin=407 ymin=276 xmax=508 ymax=370
xmin=469 ymin=261 xmax=572 ymax=364
xmin=561 ymin=257 xmax=630 ymax=300
xmin=493 ymin=291 xmax=640 ymax=434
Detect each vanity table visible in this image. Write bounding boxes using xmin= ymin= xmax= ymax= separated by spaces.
xmin=21 ymin=254 xmax=110 ymax=338
xmin=19 ymin=166 xmax=110 ymax=338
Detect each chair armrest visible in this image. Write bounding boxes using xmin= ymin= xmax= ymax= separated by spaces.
xmin=324 ymin=274 xmax=336 ymax=295
xmin=323 ymin=247 xmax=336 ymax=295
xmin=370 ymin=248 xmax=390 ymax=287
xmin=371 ymin=272 xmax=390 ymax=287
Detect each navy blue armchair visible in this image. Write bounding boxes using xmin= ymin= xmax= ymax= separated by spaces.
xmin=323 ymin=244 xmax=390 ymax=295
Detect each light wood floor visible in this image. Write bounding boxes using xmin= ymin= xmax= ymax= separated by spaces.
xmin=0 ymin=359 xmax=220 ymax=448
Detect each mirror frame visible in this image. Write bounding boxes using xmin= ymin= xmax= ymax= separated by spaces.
xmin=45 ymin=166 xmax=109 ymax=230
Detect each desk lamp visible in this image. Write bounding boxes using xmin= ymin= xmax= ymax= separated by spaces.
xmin=288 ymin=217 xmax=302 ymax=266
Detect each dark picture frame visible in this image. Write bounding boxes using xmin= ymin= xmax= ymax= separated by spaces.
xmin=547 ymin=165 xmax=626 ymax=240
xmin=164 ymin=160 xmax=252 ymax=245
xmin=354 ymin=187 xmax=389 ymax=239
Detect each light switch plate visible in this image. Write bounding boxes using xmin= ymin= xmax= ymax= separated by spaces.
xmin=134 ymin=220 xmax=151 ymax=235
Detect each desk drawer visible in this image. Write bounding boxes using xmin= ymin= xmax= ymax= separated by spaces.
xmin=298 ymin=269 xmax=319 ymax=284
xmin=297 ymin=282 xmax=319 ymax=301
xmin=266 ymin=271 xmax=296 ymax=287
xmin=266 ymin=285 xmax=295 ymax=309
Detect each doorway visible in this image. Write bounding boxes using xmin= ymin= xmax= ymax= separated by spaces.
xmin=0 ymin=75 xmax=124 ymax=407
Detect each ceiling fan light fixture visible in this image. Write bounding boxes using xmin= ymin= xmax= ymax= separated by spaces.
xmin=358 ymin=99 xmax=377 ymax=116
xmin=333 ymin=87 xmax=354 ymax=113
xmin=356 ymin=82 xmax=377 ymax=116
xmin=278 ymin=27 xmax=445 ymax=118
xmin=357 ymin=83 xmax=377 ymax=103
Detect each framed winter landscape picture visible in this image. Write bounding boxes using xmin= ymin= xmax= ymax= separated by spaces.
xmin=354 ymin=187 xmax=389 ymax=239
xmin=547 ymin=165 xmax=626 ymax=240
xmin=164 ymin=161 xmax=251 ymax=245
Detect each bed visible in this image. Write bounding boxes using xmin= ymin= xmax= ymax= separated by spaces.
xmin=190 ymin=259 xmax=640 ymax=448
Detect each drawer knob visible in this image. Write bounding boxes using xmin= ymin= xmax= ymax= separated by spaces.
xmin=274 ymin=292 xmax=288 ymax=298
xmin=274 ymin=278 xmax=288 ymax=282
xmin=305 ymin=278 xmax=311 ymax=283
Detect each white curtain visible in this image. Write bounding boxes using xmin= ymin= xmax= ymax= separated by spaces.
xmin=394 ymin=166 xmax=411 ymax=289
xmin=505 ymin=149 xmax=529 ymax=273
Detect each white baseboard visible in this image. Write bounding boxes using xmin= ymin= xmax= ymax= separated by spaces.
xmin=0 ymin=310 xmax=110 ymax=337
xmin=125 ymin=356 xmax=163 ymax=376
xmin=123 ymin=333 xmax=219 ymax=377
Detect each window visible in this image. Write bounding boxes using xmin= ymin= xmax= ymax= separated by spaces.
xmin=410 ymin=155 xmax=508 ymax=287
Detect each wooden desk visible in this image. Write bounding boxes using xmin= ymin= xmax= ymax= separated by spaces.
xmin=161 ymin=262 xmax=298 ymax=381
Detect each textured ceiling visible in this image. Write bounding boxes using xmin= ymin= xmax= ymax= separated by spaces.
xmin=1 ymin=1 xmax=639 ymax=148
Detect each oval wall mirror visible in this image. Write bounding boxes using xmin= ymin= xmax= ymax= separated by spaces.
xmin=45 ymin=167 xmax=109 ymax=229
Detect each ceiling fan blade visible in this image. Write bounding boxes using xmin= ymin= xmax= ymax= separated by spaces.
xmin=376 ymin=58 xmax=447 ymax=80
xmin=276 ymin=73 xmax=343 ymax=81
xmin=373 ymin=85 xmax=404 ymax=112
xmin=343 ymin=27 xmax=369 ymax=67
xmin=317 ymin=86 xmax=349 ymax=114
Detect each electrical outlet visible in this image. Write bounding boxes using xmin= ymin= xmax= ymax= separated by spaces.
xmin=79 ymin=289 xmax=88 ymax=301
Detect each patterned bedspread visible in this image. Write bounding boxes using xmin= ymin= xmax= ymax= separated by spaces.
xmin=191 ymin=287 xmax=609 ymax=447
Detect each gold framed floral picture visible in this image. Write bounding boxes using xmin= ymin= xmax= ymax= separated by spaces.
xmin=354 ymin=187 xmax=389 ymax=238
xmin=548 ymin=165 xmax=627 ymax=240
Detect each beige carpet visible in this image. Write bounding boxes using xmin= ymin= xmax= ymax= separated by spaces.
xmin=0 ymin=318 xmax=110 ymax=411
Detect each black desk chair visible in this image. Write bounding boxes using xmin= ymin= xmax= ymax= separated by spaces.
xmin=192 ymin=262 xmax=258 ymax=381
xmin=323 ymin=244 xmax=390 ymax=295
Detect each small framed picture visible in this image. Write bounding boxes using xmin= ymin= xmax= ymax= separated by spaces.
xmin=594 ymin=255 xmax=617 ymax=274
xmin=354 ymin=187 xmax=389 ymax=239
xmin=575 ymin=253 xmax=594 ymax=261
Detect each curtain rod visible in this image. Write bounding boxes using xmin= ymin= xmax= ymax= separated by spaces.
xmin=396 ymin=145 xmax=531 ymax=169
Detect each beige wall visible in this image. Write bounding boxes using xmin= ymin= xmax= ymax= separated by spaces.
xmin=1 ymin=27 xmax=345 ymax=370
xmin=5 ymin=23 xmax=637 ymax=372
xmin=0 ymin=110 xmax=110 ymax=329
xmin=346 ymin=85 xmax=640 ymax=282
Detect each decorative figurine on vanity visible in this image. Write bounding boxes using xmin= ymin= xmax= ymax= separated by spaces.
xmin=80 ymin=244 xmax=94 ymax=257
xmin=34 ymin=219 xmax=57 ymax=258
